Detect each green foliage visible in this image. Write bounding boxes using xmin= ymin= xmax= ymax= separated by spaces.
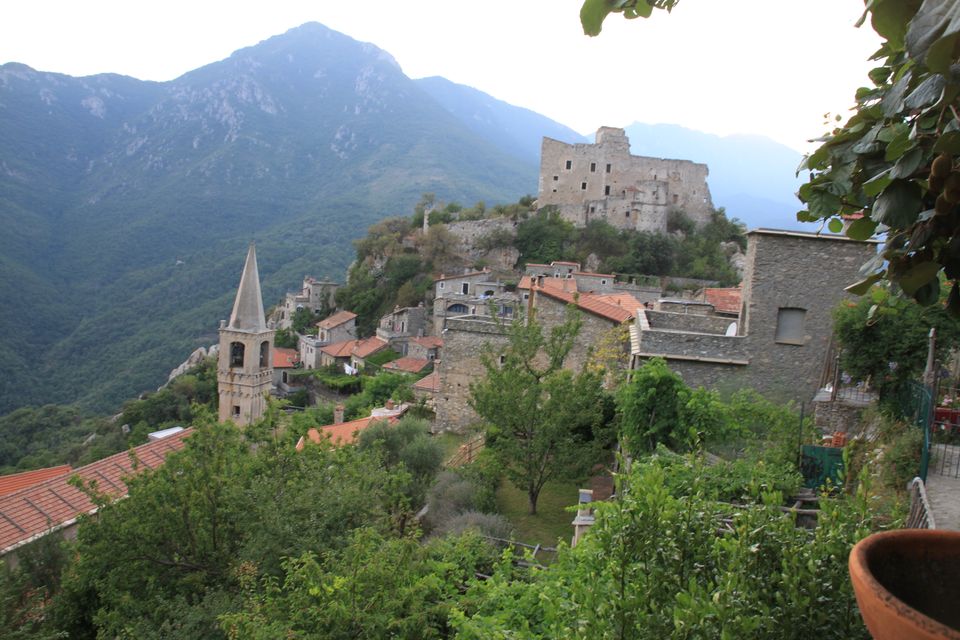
xmin=580 ymin=0 xmax=678 ymax=36
xmin=453 ymin=455 xmax=875 ymax=639
xmin=272 ymin=327 xmax=298 ymax=349
xmin=514 ymin=207 xmax=576 ymax=265
xmin=469 ymin=308 xmax=607 ymax=514
xmin=357 ymin=417 xmax=444 ymax=505
xmin=618 ymin=358 xmax=743 ymax=456
xmin=365 ymin=347 xmax=402 ymax=368
xmin=833 ymin=287 xmax=960 ymax=405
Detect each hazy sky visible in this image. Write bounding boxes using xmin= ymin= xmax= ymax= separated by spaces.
xmin=1 ymin=1 xmax=881 ymax=152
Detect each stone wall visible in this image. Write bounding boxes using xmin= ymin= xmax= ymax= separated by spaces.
xmin=537 ymin=127 xmax=713 ymax=232
xmin=445 ymin=218 xmax=520 ymax=272
xmin=434 ymin=317 xmax=509 ymax=433
xmin=532 ymin=291 xmax=624 ymax=374
xmin=814 ymin=400 xmax=865 ymax=434
xmin=636 ymin=330 xmax=749 ymax=363
xmin=646 ymin=310 xmax=735 ymax=335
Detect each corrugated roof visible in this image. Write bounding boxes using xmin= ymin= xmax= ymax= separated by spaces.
xmin=0 ymin=430 xmax=192 ymax=555
xmin=273 ymin=347 xmax=299 ymax=368
xmin=317 ymin=310 xmax=357 ymax=330
xmin=0 ymin=466 xmax=72 ymax=497
xmin=382 ymin=357 xmax=431 ymax=373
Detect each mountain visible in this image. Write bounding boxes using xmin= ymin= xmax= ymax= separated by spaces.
xmin=623 ymin=123 xmax=806 ymax=230
xmin=0 ymin=22 xmax=547 ymax=414
xmin=415 ymin=76 xmax=589 ymax=163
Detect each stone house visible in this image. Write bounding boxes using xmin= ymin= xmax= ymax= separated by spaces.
xmin=433 ymin=270 xmax=513 ymax=332
xmin=630 ymin=229 xmax=878 ymax=403
xmin=407 ymin=336 xmax=443 ymax=361
xmin=272 ymin=347 xmax=301 ymax=395
xmin=376 ymin=304 xmax=427 ymax=354
xmin=537 ymin=127 xmax=713 ymax=232
xmin=276 ymin=276 xmax=338 ymax=329
xmin=317 ymin=310 xmax=357 ymax=344
xmin=319 ymin=337 xmax=389 ymax=371
xmin=412 ymin=371 xmax=440 ymax=409
xmin=295 ymin=401 xmax=408 ymax=449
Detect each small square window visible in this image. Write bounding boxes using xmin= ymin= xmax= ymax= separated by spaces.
xmin=590 ymin=206 xmax=595 ymax=213
xmin=439 ymin=282 xmax=444 ymax=289
xmin=775 ymin=307 xmax=806 ymax=345
xmin=625 ymin=211 xmax=630 ymax=218
xmin=565 ymin=160 xmax=572 ymax=170
xmin=581 ymin=182 xmax=587 ymax=190
xmin=499 ymin=355 xmax=506 ymax=365
xmin=553 ymin=175 xmax=558 ymax=181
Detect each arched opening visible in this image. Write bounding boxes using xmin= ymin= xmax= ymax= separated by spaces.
xmin=259 ymin=341 xmax=270 ymax=368
xmin=230 ymin=342 xmax=245 ymax=368
xmin=447 ymin=303 xmax=469 ymax=314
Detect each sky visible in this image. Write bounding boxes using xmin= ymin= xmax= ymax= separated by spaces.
xmin=1 ymin=1 xmax=882 ymax=153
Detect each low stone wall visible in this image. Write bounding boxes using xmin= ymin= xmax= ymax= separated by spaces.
xmin=814 ymin=400 xmax=865 ymax=434
xmin=637 ymin=330 xmax=749 ymax=363
xmin=645 ymin=310 xmax=736 ymax=335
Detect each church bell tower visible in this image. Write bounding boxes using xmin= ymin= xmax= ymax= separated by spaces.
xmin=218 ymin=243 xmax=274 ymax=426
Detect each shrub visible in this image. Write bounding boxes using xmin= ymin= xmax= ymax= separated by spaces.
xmin=437 ymin=511 xmax=514 ymax=539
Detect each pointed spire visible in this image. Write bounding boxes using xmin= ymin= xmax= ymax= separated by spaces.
xmin=227 ymin=243 xmax=267 ymax=332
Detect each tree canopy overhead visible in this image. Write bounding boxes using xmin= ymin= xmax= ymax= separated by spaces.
xmin=582 ymin=0 xmax=960 ymax=314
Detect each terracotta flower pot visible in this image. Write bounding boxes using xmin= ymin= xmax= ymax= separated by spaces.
xmin=850 ymin=529 xmax=960 ymax=639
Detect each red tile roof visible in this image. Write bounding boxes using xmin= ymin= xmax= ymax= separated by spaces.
xmin=410 ymin=336 xmax=443 ymax=349
xmin=517 ymin=276 xmax=578 ymax=292
xmin=592 ymin=292 xmax=643 ymax=312
xmin=317 ymin=310 xmax=356 ymax=330
xmin=703 ymin=287 xmax=742 ymax=315
xmin=273 ymin=347 xmax=299 ymax=368
xmin=296 ymin=416 xmax=399 ymax=449
xmin=0 ymin=466 xmax=72 ymax=497
xmin=0 ymin=430 xmax=191 ymax=555
xmin=321 ymin=339 xmax=357 ymax=359
xmin=382 ymin=357 xmax=431 ymax=374
xmin=352 ymin=337 xmax=389 ymax=359
xmin=536 ymin=287 xmax=634 ymax=324
xmin=412 ymin=371 xmax=440 ymax=393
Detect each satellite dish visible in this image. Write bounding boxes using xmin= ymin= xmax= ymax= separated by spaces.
xmin=725 ymin=322 xmax=738 ymax=337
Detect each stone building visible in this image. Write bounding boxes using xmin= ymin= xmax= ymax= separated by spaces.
xmin=630 ymin=229 xmax=878 ymax=403
xmin=276 ymin=276 xmax=338 ymax=329
xmin=537 ymin=127 xmax=713 ymax=232
xmin=376 ymin=304 xmax=428 ymax=353
xmin=218 ymin=244 xmax=274 ymax=426
xmin=433 ymin=270 xmax=514 ymax=333
xmin=299 ymin=310 xmax=357 ymax=370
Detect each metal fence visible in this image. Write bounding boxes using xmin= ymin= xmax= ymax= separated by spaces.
xmin=900 ymin=381 xmax=933 ymax=481
xmin=905 ymin=477 xmax=936 ymax=529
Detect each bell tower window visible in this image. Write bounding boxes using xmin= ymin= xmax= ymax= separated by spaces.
xmin=230 ymin=342 xmax=245 ymax=368
xmin=259 ymin=341 xmax=270 ymax=368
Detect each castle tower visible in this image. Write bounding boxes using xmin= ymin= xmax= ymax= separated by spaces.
xmin=218 ymin=244 xmax=274 ymax=426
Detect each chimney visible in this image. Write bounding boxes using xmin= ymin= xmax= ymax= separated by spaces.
xmin=334 ymin=404 xmax=345 ymax=424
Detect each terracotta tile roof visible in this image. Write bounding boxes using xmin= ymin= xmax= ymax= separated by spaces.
xmin=410 ymin=336 xmax=443 ymax=349
xmin=413 ymin=371 xmax=439 ymax=393
xmin=321 ymin=339 xmax=357 ymax=359
xmin=351 ymin=336 xmax=389 ymax=359
xmin=434 ymin=269 xmax=491 ymax=282
xmin=536 ymin=287 xmax=634 ymax=324
xmin=296 ymin=416 xmax=399 ymax=449
xmin=518 ymin=276 xmax=578 ymax=292
xmin=273 ymin=347 xmax=299 ymax=368
xmin=703 ymin=287 xmax=742 ymax=315
xmin=0 ymin=430 xmax=191 ymax=555
xmin=592 ymin=292 xmax=644 ymax=312
xmin=382 ymin=357 xmax=431 ymax=374
xmin=317 ymin=310 xmax=357 ymax=330
xmin=0 ymin=466 xmax=72 ymax=497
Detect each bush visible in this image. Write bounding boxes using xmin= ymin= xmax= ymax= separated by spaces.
xmin=438 ymin=511 xmax=513 ymax=539
xmin=423 ymin=471 xmax=480 ymax=532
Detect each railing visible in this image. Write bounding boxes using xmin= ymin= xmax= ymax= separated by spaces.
xmin=906 ymin=477 xmax=936 ymax=529
xmin=445 ymin=435 xmax=485 ymax=468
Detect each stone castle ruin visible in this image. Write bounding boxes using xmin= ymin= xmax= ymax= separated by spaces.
xmin=537 ymin=127 xmax=713 ymax=232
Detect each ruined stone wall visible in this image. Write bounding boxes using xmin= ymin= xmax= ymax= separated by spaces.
xmin=434 ymin=317 xmax=509 ymax=433
xmin=445 ymin=218 xmax=520 ymax=272
xmin=537 ymin=127 xmax=713 ymax=232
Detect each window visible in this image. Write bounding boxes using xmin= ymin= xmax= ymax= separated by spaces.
xmin=499 ymin=355 xmax=506 ymax=365
xmin=259 ymin=341 xmax=270 ymax=368
xmin=589 ymin=206 xmax=595 ymax=213
xmin=605 ymin=163 xmax=611 ymax=173
xmin=604 ymin=185 xmax=610 ymax=196
xmin=230 ymin=342 xmax=245 ymax=368
xmin=553 ymin=175 xmax=558 ymax=181
xmin=625 ymin=211 xmax=630 ymax=218
xmin=673 ymin=194 xmax=679 ymax=204
xmin=448 ymin=303 xmax=469 ymax=314
xmin=500 ymin=305 xmax=513 ymax=317
xmin=565 ymin=160 xmax=572 ymax=170
xmin=282 ymin=371 xmax=288 ymax=384
xmin=523 ymin=293 xmax=530 ymax=300
xmin=590 ymin=162 xmax=596 ymax=172
xmin=775 ymin=307 xmax=806 ymax=345
xmin=581 ymin=182 xmax=587 ymax=190
xmin=461 ymin=282 xmax=469 ymax=294
xmin=601 ymin=279 xmax=607 ymax=286
xmin=439 ymin=282 xmax=444 ymax=290
xmin=232 ymin=405 xmax=241 ymax=418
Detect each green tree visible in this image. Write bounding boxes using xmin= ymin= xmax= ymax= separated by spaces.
xmin=514 ymin=207 xmax=576 ymax=266
xmin=834 ymin=285 xmax=960 ymax=405
xmin=469 ymin=308 xmax=605 ymax=514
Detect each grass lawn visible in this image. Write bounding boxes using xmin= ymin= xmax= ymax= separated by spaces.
xmin=433 ymin=432 xmax=470 ymax=462
xmin=496 ymin=477 xmax=581 ymax=548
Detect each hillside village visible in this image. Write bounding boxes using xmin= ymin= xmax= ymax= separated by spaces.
xmin=0 ymin=128 xmax=947 ymax=639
